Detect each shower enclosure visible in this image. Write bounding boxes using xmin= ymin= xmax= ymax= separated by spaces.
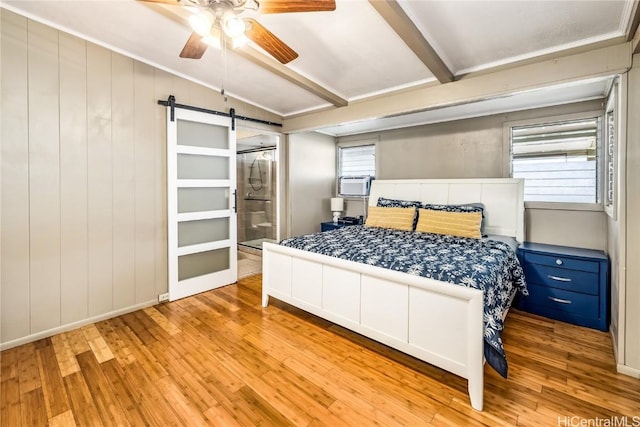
xmin=237 ymin=147 xmax=277 ymax=250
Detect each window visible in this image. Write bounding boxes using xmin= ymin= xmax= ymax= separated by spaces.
xmin=604 ymin=81 xmax=618 ymax=219
xmin=337 ymin=144 xmax=375 ymax=197
xmin=510 ymin=116 xmax=601 ymax=204
xmin=605 ymin=110 xmax=615 ymax=207
xmin=338 ymin=144 xmax=376 ymax=177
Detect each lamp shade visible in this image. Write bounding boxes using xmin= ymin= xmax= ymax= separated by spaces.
xmin=330 ymin=197 xmax=344 ymax=211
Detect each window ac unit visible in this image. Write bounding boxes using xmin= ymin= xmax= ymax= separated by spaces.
xmin=339 ymin=176 xmax=371 ymax=197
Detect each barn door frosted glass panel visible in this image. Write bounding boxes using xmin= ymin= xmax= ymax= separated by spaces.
xmin=178 ymin=248 xmax=230 ymax=281
xmin=178 ymin=187 xmax=229 ymax=213
xmin=167 ymin=107 xmax=237 ymax=301
xmin=178 ymin=218 xmax=230 ymax=247
xmin=178 ymin=119 xmax=228 ymax=149
xmin=177 ymin=154 xmax=229 ymax=180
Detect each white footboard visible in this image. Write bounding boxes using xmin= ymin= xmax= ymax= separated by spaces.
xmin=262 ymin=242 xmax=485 ymax=411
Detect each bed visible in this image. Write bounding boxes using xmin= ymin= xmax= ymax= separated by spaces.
xmin=261 ymin=178 xmax=526 ymax=411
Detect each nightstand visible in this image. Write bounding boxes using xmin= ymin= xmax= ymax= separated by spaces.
xmin=320 ymin=221 xmax=357 ymax=232
xmin=517 ymin=242 xmax=609 ymax=331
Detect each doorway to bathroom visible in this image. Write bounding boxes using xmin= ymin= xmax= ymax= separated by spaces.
xmin=236 ymin=131 xmax=279 ymax=278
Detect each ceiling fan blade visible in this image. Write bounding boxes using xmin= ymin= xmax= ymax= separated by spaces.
xmin=244 ymin=19 xmax=298 ymax=64
xmin=179 ymin=33 xmax=208 ymax=59
xmin=259 ymin=0 xmax=336 ymax=14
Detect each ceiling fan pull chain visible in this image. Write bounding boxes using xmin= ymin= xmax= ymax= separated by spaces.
xmin=220 ymin=32 xmax=228 ymax=102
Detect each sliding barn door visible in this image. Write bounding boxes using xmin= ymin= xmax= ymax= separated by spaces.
xmin=167 ymin=107 xmax=237 ymax=301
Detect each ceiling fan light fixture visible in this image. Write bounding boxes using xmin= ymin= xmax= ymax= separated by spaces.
xmin=231 ymin=34 xmax=249 ymax=48
xmin=202 ymin=27 xmax=222 ymax=49
xmin=188 ymin=12 xmax=212 ymax=37
xmin=222 ymin=13 xmax=246 ymax=39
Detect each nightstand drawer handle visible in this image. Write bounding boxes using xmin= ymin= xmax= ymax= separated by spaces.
xmin=548 ymin=296 xmax=572 ymax=304
xmin=548 ymin=275 xmax=571 ymax=282
xmin=555 ymin=259 xmax=563 ymax=265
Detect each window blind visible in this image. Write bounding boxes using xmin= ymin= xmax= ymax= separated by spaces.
xmin=511 ymin=117 xmax=599 ymax=203
xmin=338 ymin=145 xmax=375 ymax=177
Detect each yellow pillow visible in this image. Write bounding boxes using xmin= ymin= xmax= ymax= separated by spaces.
xmin=365 ymin=206 xmax=416 ymax=231
xmin=416 ymin=208 xmax=482 ymax=239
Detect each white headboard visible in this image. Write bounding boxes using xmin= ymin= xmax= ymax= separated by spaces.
xmin=369 ymin=178 xmax=525 ymax=242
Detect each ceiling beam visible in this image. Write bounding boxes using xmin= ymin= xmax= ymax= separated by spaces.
xmin=368 ymin=0 xmax=454 ymax=84
xmin=235 ymin=47 xmax=348 ymax=107
xmin=283 ymin=43 xmax=631 ymax=133
xmin=627 ymin=0 xmax=640 ymax=53
xmin=628 ymin=0 xmax=640 ymax=41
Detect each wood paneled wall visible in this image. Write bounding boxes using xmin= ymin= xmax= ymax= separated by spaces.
xmin=0 ymin=9 xmax=281 ymax=348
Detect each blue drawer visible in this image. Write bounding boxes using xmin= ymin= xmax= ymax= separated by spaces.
xmin=523 ymin=252 xmax=600 ymax=273
xmin=523 ymin=263 xmax=599 ymax=295
xmin=520 ymin=283 xmax=601 ymax=329
xmin=517 ymin=242 xmax=609 ymax=332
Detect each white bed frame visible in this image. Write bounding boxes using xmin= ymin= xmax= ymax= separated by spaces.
xmin=262 ymin=178 xmax=524 ymax=411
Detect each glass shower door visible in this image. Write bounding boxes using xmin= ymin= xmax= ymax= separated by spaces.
xmin=237 ymin=148 xmax=277 ymax=249
xmin=167 ymin=107 xmax=237 ymax=301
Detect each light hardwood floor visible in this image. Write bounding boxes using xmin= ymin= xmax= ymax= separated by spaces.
xmin=2 ymin=274 xmax=639 ymax=426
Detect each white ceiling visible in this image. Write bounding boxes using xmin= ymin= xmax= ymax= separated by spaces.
xmin=2 ymin=0 xmax=637 ymax=134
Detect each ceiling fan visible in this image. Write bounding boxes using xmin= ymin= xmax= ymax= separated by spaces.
xmin=140 ymin=0 xmax=336 ymax=64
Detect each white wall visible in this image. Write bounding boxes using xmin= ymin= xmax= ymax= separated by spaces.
xmin=287 ymin=132 xmax=336 ymax=236
xmin=0 ymin=9 xmax=281 ymax=348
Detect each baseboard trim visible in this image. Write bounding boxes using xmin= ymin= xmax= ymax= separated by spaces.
xmin=617 ymin=363 xmax=640 ymax=379
xmin=0 ymin=299 xmax=157 ymax=351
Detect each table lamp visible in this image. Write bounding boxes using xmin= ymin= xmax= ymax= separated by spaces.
xmin=331 ymin=197 xmax=344 ymax=223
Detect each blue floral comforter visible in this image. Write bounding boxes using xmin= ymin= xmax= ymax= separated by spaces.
xmin=279 ymin=225 xmax=527 ymax=377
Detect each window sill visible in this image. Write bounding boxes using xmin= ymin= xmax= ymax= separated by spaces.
xmin=524 ymin=201 xmax=604 ymax=212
